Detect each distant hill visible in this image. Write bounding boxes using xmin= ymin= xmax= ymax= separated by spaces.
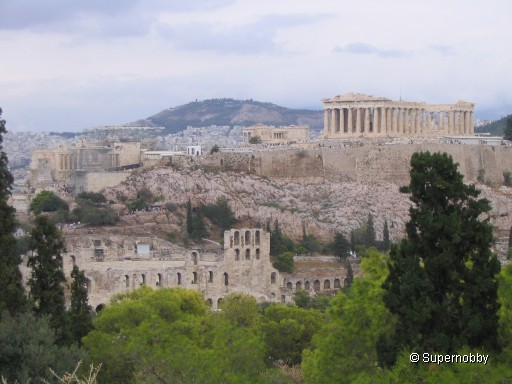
xmin=475 ymin=114 xmax=511 ymax=136
xmin=134 ymin=98 xmax=324 ymax=134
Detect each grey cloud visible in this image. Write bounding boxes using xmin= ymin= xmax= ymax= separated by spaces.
xmin=429 ymin=45 xmax=456 ymax=56
xmin=333 ymin=42 xmax=410 ymax=58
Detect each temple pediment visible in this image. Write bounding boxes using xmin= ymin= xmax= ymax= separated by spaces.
xmin=323 ymin=92 xmax=392 ymax=103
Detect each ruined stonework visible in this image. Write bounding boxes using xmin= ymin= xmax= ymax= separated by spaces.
xmin=42 ymin=229 xmax=347 ymax=310
xmin=242 ymin=124 xmax=310 ymax=144
xmin=323 ymin=92 xmax=475 ymax=138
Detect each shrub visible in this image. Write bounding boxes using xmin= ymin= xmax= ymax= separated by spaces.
xmin=273 ymin=252 xmax=294 ymax=273
xmin=30 ymin=191 xmax=69 ymax=214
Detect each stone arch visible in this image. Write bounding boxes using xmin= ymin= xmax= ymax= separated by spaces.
xmin=85 ymin=277 xmax=91 ymax=294
xmin=192 ymin=251 xmax=198 ymax=265
xmin=141 ymin=273 xmax=146 ymax=285
xmin=255 ymin=230 xmax=260 ymax=245
xmin=206 ymin=298 xmax=213 ymax=307
xmin=324 ymin=279 xmax=331 ymax=290
xmin=70 ymin=255 xmax=76 ymax=266
xmin=245 ymin=230 xmax=251 ymax=245
xmin=314 ymin=280 xmax=320 ymax=291
xmin=245 ymin=248 xmax=251 ymax=260
xmin=177 ymin=272 xmax=182 ymax=285
xmin=192 ymin=272 xmax=198 ymax=284
xmin=344 ymin=277 xmax=349 ymax=287
xmin=258 ymin=296 xmax=266 ymax=303
xmin=157 ymin=273 xmax=162 ymax=286
xmin=286 ymin=282 xmax=293 ymax=290
xmin=235 ymin=249 xmax=240 ymax=261
xmin=234 ymin=231 xmax=240 ymax=246
xmin=270 ymin=293 xmax=276 ymax=299
xmin=208 ymin=271 xmax=213 ymax=283
xmin=218 ymin=298 xmax=223 ymax=308
xmin=281 ymin=295 xmax=286 ymax=303
xmin=255 ymin=248 xmax=260 ymax=260
xmin=125 ymin=275 xmax=130 ymax=288
xmin=224 ymin=272 xmax=229 ymax=286
xmin=305 ymin=281 xmax=310 ymax=290
xmin=334 ymin=278 xmax=341 ymax=288
xmin=296 ymin=281 xmax=302 ymax=290
xmin=271 ymin=272 xmax=276 ymax=284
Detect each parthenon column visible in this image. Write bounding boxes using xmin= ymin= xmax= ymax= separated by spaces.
xmin=380 ymin=108 xmax=387 ymax=135
xmin=330 ymin=109 xmax=336 ymax=134
xmin=449 ymin=111 xmax=454 ymax=134
xmin=470 ymin=111 xmax=474 ymax=134
xmin=324 ymin=110 xmax=330 ymax=135
xmin=464 ymin=111 xmax=470 ymax=134
xmin=374 ymin=108 xmax=380 ymax=134
xmin=414 ymin=109 xmax=420 ymax=135
xmin=347 ymin=108 xmax=353 ymax=134
xmin=356 ymin=108 xmax=362 ymax=134
xmin=339 ymin=108 xmax=345 ymax=134
xmin=364 ymin=108 xmax=370 ymax=133
xmin=387 ymin=108 xmax=393 ymax=134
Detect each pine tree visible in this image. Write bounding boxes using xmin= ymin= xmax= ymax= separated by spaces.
xmin=380 ymin=152 xmax=500 ymax=365
xmin=28 ymin=215 xmax=69 ymax=344
xmin=382 ymin=220 xmax=390 ymax=251
xmin=366 ymin=213 xmax=376 ymax=247
xmin=504 ymin=117 xmax=512 ymax=141
xmin=186 ymin=198 xmax=193 ymax=234
xmin=68 ymin=265 xmax=93 ymax=344
xmin=270 ymin=219 xmax=284 ymax=256
xmin=0 ymin=108 xmax=25 ymax=316
xmin=333 ymin=233 xmax=351 ymax=261
xmin=345 ymin=260 xmax=354 ymax=287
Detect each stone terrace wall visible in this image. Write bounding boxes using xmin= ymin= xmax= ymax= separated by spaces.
xmin=197 ymin=144 xmax=512 ymax=185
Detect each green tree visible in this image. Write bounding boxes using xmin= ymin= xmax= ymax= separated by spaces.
xmin=332 ymin=233 xmax=351 ymax=261
xmin=68 ymin=265 xmax=93 ymax=345
xmin=366 ymin=213 xmax=376 ymax=247
xmin=273 ymin=252 xmax=294 ymax=273
xmin=302 ymin=249 xmax=393 ymax=383
xmin=249 ymin=135 xmax=262 ymax=144
xmin=209 ymin=143 xmax=220 ymax=154
xmin=0 ymin=108 xmax=25 ymax=316
xmin=300 ymin=234 xmax=321 ymax=254
xmin=200 ymin=196 xmax=237 ymax=231
xmin=261 ymin=304 xmax=324 ymax=365
xmin=30 ymin=190 xmax=69 ymax=214
xmin=380 ymin=151 xmax=501 ymax=366
xmin=382 ymin=219 xmax=390 ymax=251
xmin=219 ymin=292 xmax=260 ymax=328
xmin=186 ymin=198 xmax=193 ymax=234
xmin=504 ymin=117 xmax=512 ymax=140
xmin=346 ymin=260 xmax=354 ymax=287
xmin=190 ymin=213 xmax=208 ymax=242
xmin=28 ymin=215 xmax=69 ymax=345
xmin=0 ymin=311 xmax=87 ymax=383
xmin=76 ymin=191 xmax=106 ymax=205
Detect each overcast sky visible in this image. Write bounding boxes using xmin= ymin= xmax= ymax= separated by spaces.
xmin=1 ymin=0 xmax=511 ymax=132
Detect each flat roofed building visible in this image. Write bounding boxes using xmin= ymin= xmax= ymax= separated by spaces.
xmin=242 ymin=124 xmax=310 ymax=144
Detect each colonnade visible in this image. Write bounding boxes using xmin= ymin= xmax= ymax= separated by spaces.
xmin=322 ymin=93 xmax=475 ymax=138
xmin=324 ymin=107 xmax=474 ymax=137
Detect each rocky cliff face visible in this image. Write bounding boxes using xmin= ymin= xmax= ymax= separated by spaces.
xmin=103 ymin=165 xmax=512 ymax=253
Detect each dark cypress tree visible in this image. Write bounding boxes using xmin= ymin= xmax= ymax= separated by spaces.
xmin=333 ymin=233 xmax=351 ymax=261
xmin=28 ymin=215 xmax=69 ymax=344
xmin=68 ymin=265 xmax=93 ymax=344
xmin=270 ymin=219 xmax=284 ymax=256
xmin=366 ymin=213 xmax=376 ymax=247
xmin=186 ymin=198 xmax=193 ymax=234
xmin=345 ymin=260 xmax=354 ymax=287
xmin=382 ymin=219 xmax=390 ymax=251
xmin=0 ymin=108 xmax=25 ymax=316
xmin=380 ymin=152 xmax=500 ymax=365
xmin=504 ymin=117 xmax=512 ymax=141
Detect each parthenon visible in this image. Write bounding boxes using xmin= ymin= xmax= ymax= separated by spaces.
xmin=322 ymin=93 xmax=474 ymax=138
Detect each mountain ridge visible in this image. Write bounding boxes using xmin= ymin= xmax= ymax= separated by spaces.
xmin=134 ymin=98 xmax=324 ymax=134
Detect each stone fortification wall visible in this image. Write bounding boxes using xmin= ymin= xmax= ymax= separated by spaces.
xmin=197 ymin=144 xmax=512 ymax=185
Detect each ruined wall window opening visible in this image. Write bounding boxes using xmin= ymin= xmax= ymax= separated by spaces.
xmin=192 ymin=272 xmax=198 ymax=284
xmin=296 ymin=281 xmax=302 ymax=290
xmin=314 ymin=280 xmax=320 ymax=291
xmin=235 ymin=248 xmax=240 ymax=261
xmin=245 ymin=248 xmax=251 ymax=260
xmin=192 ymin=251 xmax=198 ymax=265
xmin=218 ymin=298 xmax=223 ymax=307
xmin=209 ymin=271 xmax=213 ymax=283
xmin=177 ymin=272 xmax=182 ymax=285
xmin=206 ymin=298 xmax=213 ymax=307
xmin=71 ymin=255 xmax=76 ymax=266
xmin=157 ymin=273 xmax=162 ymax=286
xmin=281 ymin=295 xmax=286 ymax=303
xmin=324 ymin=279 xmax=330 ymax=290
xmin=234 ymin=231 xmax=240 ymax=246
xmin=141 ymin=274 xmax=146 ymax=285
xmin=255 ymin=231 xmax=260 ymax=245
xmin=255 ymin=248 xmax=260 ymax=260
xmin=286 ymin=282 xmax=293 ymax=290
xmin=125 ymin=275 xmax=130 ymax=288
xmin=85 ymin=278 xmax=91 ymax=294
xmin=343 ymin=277 xmax=349 ymax=287
xmin=94 ymin=249 xmax=104 ymax=260
xmin=245 ymin=230 xmax=251 ymax=245
xmin=271 ymin=272 xmax=276 ymax=284
xmin=305 ymin=281 xmax=310 ymax=290
xmin=224 ymin=272 xmax=229 ymax=286
xmin=334 ymin=278 xmax=341 ymax=288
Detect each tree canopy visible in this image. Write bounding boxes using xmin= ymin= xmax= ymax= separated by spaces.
xmin=30 ymin=190 xmax=69 ymax=214
xmin=380 ymin=151 xmax=501 ymax=365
